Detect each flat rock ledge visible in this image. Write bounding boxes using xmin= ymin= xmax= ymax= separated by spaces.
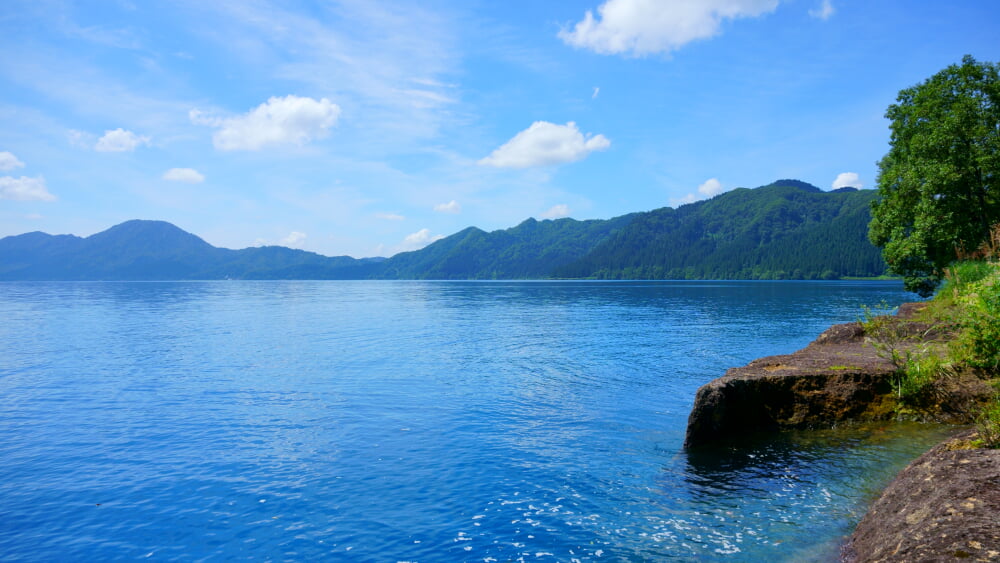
xmin=683 ymin=303 xmax=982 ymax=449
xmin=683 ymin=320 xmax=899 ymax=448
xmin=842 ymin=430 xmax=1000 ymax=562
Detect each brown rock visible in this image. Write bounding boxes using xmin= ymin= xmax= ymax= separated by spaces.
xmin=843 ymin=431 xmax=1000 ymax=562
xmin=683 ymin=306 xmax=989 ymax=449
xmin=684 ymin=321 xmax=899 ymax=448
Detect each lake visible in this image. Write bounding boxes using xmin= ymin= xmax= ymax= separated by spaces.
xmin=0 ymin=281 xmax=952 ymax=561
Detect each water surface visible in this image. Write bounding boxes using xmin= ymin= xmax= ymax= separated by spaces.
xmin=0 ymin=281 xmax=950 ymax=561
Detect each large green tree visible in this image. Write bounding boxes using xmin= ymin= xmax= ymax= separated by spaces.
xmin=870 ymin=55 xmax=1000 ymax=296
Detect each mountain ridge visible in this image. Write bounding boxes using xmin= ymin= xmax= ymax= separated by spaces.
xmin=0 ymin=180 xmax=887 ymax=281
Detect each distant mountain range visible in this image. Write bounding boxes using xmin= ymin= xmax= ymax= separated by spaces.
xmin=0 ymin=180 xmax=887 ymax=281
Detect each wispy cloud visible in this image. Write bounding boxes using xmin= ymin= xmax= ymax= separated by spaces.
xmin=539 ymin=204 xmax=571 ymax=219
xmin=809 ymin=0 xmax=835 ymax=20
xmin=0 ymin=176 xmax=56 ymax=201
xmin=192 ymin=1 xmax=461 ymax=147
xmin=559 ymin=0 xmax=781 ymax=57
xmin=52 ymin=6 xmax=144 ymax=50
xmin=479 ymin=121 xmax=610 ymax=168
xmin=376 ymin=212 xmax=405 ymax=221
xmin=0 ymin=48 xmax=195 ymax=137
xmin=281 ymin=231 xmax=307 ymax=247
xmin=397 ymin=228 xmax=445 ymax=252
xmin=163 ymin=168 xmax=205 ymax=183
xmin=433 ymin=200 xmax=461 ymax=214
xmin=67 ymin=130 xmax=95 ymax=148
xmin=0 ymin=151 xmax=25 ymax=171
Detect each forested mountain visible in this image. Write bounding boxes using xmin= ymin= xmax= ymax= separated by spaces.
xmin=375 ymin=214 xmax=637 ymax=279
xmin=0 ymin=180 xmax=888 ymax=281
xmin=0 ymin=220 xmax=365 ymax=280
xmin=553 ymin=180 xmax=885 ymax=280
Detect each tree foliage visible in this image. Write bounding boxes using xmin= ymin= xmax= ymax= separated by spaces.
xmin=870 ymin=55 xmax=1000 ymax=296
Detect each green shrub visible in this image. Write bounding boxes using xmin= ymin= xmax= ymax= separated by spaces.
xmin=975 ymin=397 xmax=1000 ymax=448
xmin=954 ymin=263 xmax=1000 ymax=371
xmin=859 ymin=301 xmax=910 ymax=370
xmin=942 ymin=260 xmax=994 ymax=294
xmin=860 ymin=302 xmax=949 ymax=406
xmin=896 ymin=353 xmax=948 ymax=405
xmin=963 ymin=287 xmax=1000 ymax=371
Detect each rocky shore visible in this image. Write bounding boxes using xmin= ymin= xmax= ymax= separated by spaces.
xmin=683 ymin=303 xmax=999 ymax=561
xmin=843 ymin=430 xmax=1000 ymax=562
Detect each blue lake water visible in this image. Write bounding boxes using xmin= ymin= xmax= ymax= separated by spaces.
xmin=0 ymin=281 xmax=953 ymax=561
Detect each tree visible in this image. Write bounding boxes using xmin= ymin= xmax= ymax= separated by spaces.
xmin=869 ymin=55 xmax=1000 ymax=296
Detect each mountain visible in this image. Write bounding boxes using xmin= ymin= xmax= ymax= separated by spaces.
xmin=375 ymin=214 xmax=637 ymax=279
xmin=552 ymin=180 xmax=886 ymax=280
xmin=0 ymin=220 xmax=365 ymax=280
xmin=0 ymin=180 xmax=888 ymax=281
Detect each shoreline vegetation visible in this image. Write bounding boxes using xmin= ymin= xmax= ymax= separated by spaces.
xmin=840 ymin=55 xmax=1000 ymax=560
xmin=684 ymin=260 xmax=1000 ymax=560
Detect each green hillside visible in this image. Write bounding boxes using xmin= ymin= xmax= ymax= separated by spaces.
xmin=551 ymin=180 xmax=886 ymax=280
xmin=374 ymin=214 xmax=637 ymax=279
xmin=0 ymin=180 xmax=888 ymax=281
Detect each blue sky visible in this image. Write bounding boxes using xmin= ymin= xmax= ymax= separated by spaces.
xmin=1 ymin=1 xmax=998 ymax=258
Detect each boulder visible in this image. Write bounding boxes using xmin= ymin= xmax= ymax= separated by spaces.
xmin=843 ymin=431 xmax=1000 ymax=562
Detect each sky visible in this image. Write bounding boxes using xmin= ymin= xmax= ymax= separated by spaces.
xmin=1 ymin=1 xmax=998 ymax=258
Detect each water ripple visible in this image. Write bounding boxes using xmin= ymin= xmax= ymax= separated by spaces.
xmin=0 ymin=280 xmax=944 ymax=561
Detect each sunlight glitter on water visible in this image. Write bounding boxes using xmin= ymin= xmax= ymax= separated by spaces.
xmin=0 ymin=280 xmax=948 ymax=561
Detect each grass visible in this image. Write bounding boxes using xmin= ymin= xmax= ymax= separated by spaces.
xmin=861 ymin=260 xmax=1000 ymax=446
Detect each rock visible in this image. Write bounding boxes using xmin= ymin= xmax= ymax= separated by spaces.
xmin=843 ymin=430 xmax=1000 ymax=562
xmin=683 ymin=321 xmax=899 ymax=448
xmin=680 ymin=302 xmax=1000 ymax=560
xmin=683 ymin=306 xmax=990 ymax=449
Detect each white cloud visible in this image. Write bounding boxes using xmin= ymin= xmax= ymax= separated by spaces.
xmin=162 ymin=168 xmax=205 ymax=183
xmin=539 ymin=204 xmax=572 ymax=220
xmin=191 ymin=95 xmax=341 ymax=151
xmin=281 ymin=231 xmax=308 ymax=247
xmin=399 ymin=228 xmax=445 ymax=252
xmin=376 ymin=212 xmax=405 ymax=221
xmin=559 ymin=0 xmax=781 ymax=57
xmin=698 ymin=178 xmax=725 ymax=197
xmin=434 ymin=200 xmax=461 ymax=214
xmin=0 ymin=151 xmax=25 ymax=171
xmin=94 ymin=128 xmax=150 ymax=152
xmin=832 ymin=172 xmax=862 ymax=189
xmin=809 ymin=0 xmax=835 ymax=20
xmin=672 ymin=178 xmax=728 ymax=206
xmin=0 ymin=176 xmax=56 ymax=201
xmin=479 ymin=121 xmax=610 ymax=169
